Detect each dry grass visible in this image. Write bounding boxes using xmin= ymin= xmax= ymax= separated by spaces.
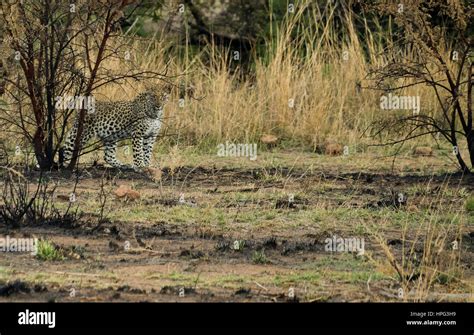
xmin=0 ymin=1 xmax=465 ymax=157
xmin=83 ymin=1 xmax=457 ymax=154
xmin=365 ymin=180 xmax=469 ymax=302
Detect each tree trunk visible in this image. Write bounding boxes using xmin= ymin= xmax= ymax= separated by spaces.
xmin=467 ymin=130 xmax=474 ymax=171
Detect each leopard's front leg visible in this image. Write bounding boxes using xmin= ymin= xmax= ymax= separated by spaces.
xmin=142 ymin=136 xmax=156 ymax=167
xmin=132 ymin=136 xmax=145 ymax=169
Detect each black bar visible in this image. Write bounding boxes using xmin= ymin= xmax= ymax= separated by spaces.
xmin=0 ymin=302 xmax=472 ymax=333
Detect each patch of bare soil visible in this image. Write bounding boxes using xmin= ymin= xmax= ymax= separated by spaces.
xmin=1 ymin=165 xmax=472 ymax=302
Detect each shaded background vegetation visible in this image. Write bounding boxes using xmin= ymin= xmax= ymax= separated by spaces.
xmin=0 ymin=0 xmax=472 ymax=171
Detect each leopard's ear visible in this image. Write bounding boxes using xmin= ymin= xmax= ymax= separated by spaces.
xmin=162 ymin=82 xmax=173 ymax=94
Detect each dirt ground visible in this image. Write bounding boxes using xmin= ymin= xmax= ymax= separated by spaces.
xmin=1 ymin=151 xmax=473 ymax=302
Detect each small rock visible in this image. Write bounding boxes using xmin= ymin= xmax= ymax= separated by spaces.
xmin=325 ymin=142 xmax=343 ymax=156
xmin=126 ymin=189 xmax=140 ymax=200
xmin=261 ymin=134 xmax=278 ymax=146
xmin=114 ymin=185 xmax=130 ymax=198
xmin=114 ymin=184 xmax=140 ymax=200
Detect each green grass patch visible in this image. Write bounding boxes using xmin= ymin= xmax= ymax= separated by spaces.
xmin=36 ymin=240 xmax=64 ymax=261
xmin=273 ymin=271 xmax=321 ymax=286
xmin=465 ymin=197 xmax=474 ymax=213
xmin=252 ymin=249 xmax=269 ymax=264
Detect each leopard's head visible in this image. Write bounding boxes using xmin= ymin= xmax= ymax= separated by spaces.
xmin=137 ymin=84 xmax=172 ymax=118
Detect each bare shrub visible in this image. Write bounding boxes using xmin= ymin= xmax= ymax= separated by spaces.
xmin=0 ymin=166 xmax=80 ymax=228
xmin=366 ymin=0 xmax=473 ymax=172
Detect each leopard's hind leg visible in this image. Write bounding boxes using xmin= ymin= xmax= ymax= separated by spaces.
xmin=103 ymin=140 xmax=127 ymax=168
xmin=60 ymin=124 xmax=94 ymax=167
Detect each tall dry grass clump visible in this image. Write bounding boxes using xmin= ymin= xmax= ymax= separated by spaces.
xmin=365 ymin=179 xmax=470 ymax=302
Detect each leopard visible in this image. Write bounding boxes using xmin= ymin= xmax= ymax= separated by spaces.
xmin=60 ymin=84 xmax=172 ymax=170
